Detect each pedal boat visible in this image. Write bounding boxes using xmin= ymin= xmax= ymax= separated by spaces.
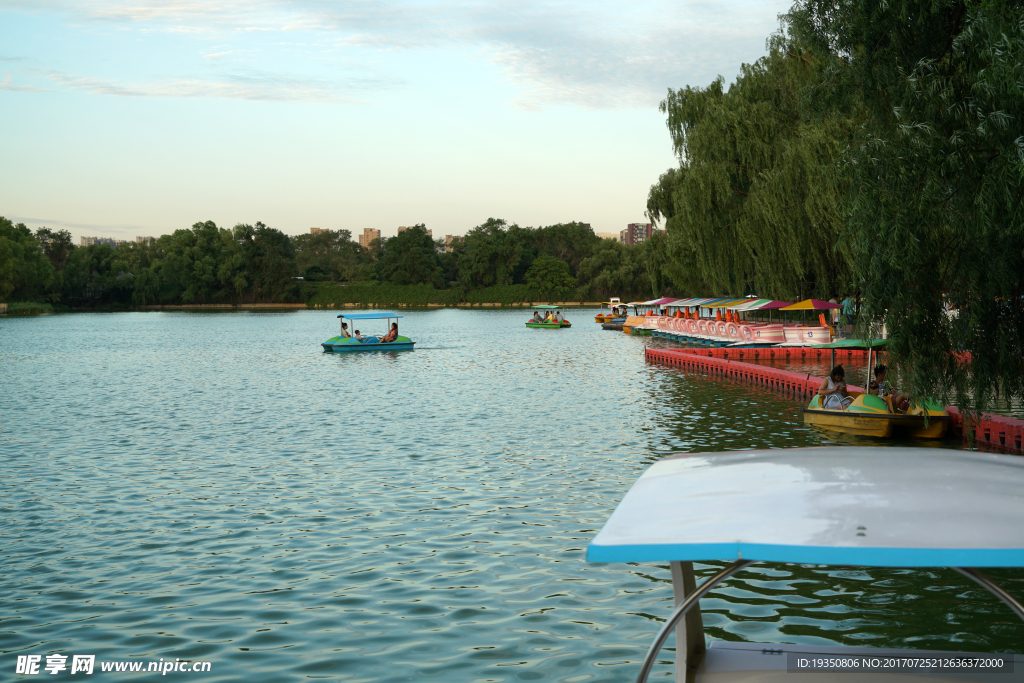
xmin=526 ymin=304 xmax=571 ymax=328
xmin=587 ymin=446 xmax=1024 ymax=683
xmin=803 ymin=391 xmax=949 ymax=438
xmin=322 ymin=312 xmax=415 ymax=351
xmin=595 ymin=298 xmax=622 ymax=323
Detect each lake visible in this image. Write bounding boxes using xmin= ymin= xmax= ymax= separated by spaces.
xmin=2 ymin=308 xmax=1021 ymax=681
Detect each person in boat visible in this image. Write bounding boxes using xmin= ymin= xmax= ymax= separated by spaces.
xmin=379 ymin=322 xmax=398 ymax=344
xmin=818 ymin=365 xmax=853 ymax=410
xmin=354 ymin=329 xmax=366 ymax=343
xmin=544 ymin=311 xmax=555 ymax=323
xmin=554 ymin=311 xmax=564 ymax=323
xmin=340 ymin=322 xmax=351 ymax=338
xmin=532 ymin=311 xmax=543 ymax=323
xmin=869 ymin=365 xmax=909 ymax=412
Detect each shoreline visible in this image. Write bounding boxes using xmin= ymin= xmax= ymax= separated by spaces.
xmin=1 ymin=302 xmax=608 ymax=314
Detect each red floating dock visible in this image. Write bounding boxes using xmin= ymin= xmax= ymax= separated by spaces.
xmin=645 ymin=347 xmax=1024 ymax=454
xmin=653 ymin=345 xmax=876 ymax=360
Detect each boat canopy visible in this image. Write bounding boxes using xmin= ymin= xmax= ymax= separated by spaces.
xmin=724 ymin=298 xmax=770 ymax=310
xmin=665 ymin=297 xmax=794 ymax=310
xmin=533 ymin=304 xmax=566 ymax=310
xmin=817 ymin=339 xmax=887 ymax=349
xmin=644 ymin=297 xmax=679 ymax=306
xmin=587 ymin=447 xmax=1024 ymax=567
xmin=780 ymin=298 xmax=841 ymax=310
xmin=664 ymin=298 xmax=702 ymax=307
xmin=696 ymin=297 xmax=732 ymax=307
xmin=337 ymin=312 xmax=403 ymax=319
xmin=753 ymin=300 xmax=795 ymax=310
xmin=702 ymin=298 xmax=746 ymax=308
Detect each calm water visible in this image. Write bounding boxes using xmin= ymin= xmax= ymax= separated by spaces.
xmin=2 ymin=309 xmax=1021 ymax=682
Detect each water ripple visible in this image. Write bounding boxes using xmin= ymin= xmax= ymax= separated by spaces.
xmin=1 ymin=310 xmax=1020 ymax=682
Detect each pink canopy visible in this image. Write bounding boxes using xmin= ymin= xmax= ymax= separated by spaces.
xmin=756 ymin=300 xmax=795 ymax=310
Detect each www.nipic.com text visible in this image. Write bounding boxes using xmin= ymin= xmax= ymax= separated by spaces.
xmin=15 ymin=654 xmax=212 ymax=675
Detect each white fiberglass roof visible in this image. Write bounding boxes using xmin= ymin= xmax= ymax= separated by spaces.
xmin=587 ymin=447 xmax=1024 ymax=567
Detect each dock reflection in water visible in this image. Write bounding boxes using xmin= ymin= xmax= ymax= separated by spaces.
xmin=1 ymin=309 xmax=1020 ymax=682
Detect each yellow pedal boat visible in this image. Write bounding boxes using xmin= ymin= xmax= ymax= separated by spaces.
xmin=803 ymin=392 xmax=949 ymax=439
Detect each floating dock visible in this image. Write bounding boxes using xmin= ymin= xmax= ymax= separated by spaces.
xmin=645 ymin=347 xmax=1024 ymax=455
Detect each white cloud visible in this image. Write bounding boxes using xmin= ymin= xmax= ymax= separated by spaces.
xmin=3 ymin=65 xmax=387 ymax=102
xmin=1 ymin=0 xmax=787 ymax=108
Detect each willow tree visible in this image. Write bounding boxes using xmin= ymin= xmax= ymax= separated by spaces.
xmin=787 ymin=0 xmax=1024 ymax=415
xmin=648 ymin=31 xmax=859 ymax=299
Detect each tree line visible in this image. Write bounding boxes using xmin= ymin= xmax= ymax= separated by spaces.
xmin=0 ymin=216 xmax=671 ymax=308
xmin=646 ymin=0 xmax=1023 ymax=414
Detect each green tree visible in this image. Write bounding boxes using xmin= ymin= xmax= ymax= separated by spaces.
xmin=649 ymin=32 xmax=858 ymax=300
xmin=233 ymin=222 xmax=298 ymax=302
xmin=456 ymin=218 xmax=525 ymax=289
xmin=529 ymin=222 xmax=601 ymax=278
xmin=0 ymin=217 xmax=55 ymax=302
xmin=293 ymin=229 xmax=361 ymax=282
xmin=787 ymin=0 xmax=1024 ymax=414
xmin=375 ymin=225 xmax=442 ymax=287
xmin=525 ymin=255 xmax=575 ymax=302
xmin=577 ymin=240 xmax=649 ymax=301
xmin=34 ymin=228 xmax=74 ymax=270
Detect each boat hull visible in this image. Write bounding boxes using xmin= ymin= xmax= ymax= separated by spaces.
xmin=322 ymin=335 xmax=415 ymax=352
xmin=526 ymin=322 xmax=571 ymax=328
xmin=803 ymin=394 xmax=949 ymax=439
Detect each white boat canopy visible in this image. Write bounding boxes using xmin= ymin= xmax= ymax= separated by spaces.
xmin=664 ymin=298 xmax=705 ymax=308
xmin=723 ymin=298 xmax=770 ymax=310
xmin=588 ymin=447 xmax=1024 ymax=568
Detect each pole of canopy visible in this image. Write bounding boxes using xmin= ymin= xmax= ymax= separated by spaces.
xmin=867 ymin=344 xmax=873 ymax=390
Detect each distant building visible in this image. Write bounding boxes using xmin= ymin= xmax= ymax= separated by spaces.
xmin=596 ymin=232 xmax=617 ymax=240
xmin=310 ymin=227 xmax=328 ymax=235
xmin=136 ymin=236 xmax=155 ymax=245
xmin=445 ymin=235 xmax=459 ymax=252
xmin=358 ymin=228 xmax=381 ymax=249
xmin=80 ymin=236 xmax=119 ymax=248
xmin=619 ymin=223 xmax=662 ymax=246
xmin=398 ymin=225 xmax=432 ymax=237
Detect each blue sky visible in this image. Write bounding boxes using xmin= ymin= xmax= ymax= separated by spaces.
xmin=0 ymin=0 xmax=789 ymax=241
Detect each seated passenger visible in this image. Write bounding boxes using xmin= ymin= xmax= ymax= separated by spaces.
xmin=380 ymin=322 xmax=398 ymax=344
xmin=354 ymin=329 xmax=367 ymax=343
xmin=554 ymin=311 xmax=564 ymax=323
xmin=870 ymin=365 xmax=909 ymax=412
xmin=818 ymin=365 xmax=853 ymax=410
xmin=340 ymin=322 xmax=351 ymax=338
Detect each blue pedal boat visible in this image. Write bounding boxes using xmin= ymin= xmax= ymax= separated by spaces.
xmin=322 ymin=312 xmax=415 ymax=352
xmin=588 ymin=446 xmax=1024 ymax=683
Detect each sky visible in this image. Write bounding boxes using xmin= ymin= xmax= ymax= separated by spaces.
xmin=0 ymin=0 xmax=790 ymax=242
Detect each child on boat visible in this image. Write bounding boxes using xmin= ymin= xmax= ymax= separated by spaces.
xmin=870 ymin=365 xmax=909 ymax=412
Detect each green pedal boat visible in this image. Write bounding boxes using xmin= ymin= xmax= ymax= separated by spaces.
xmin=322 ymin=312 xmax=415 ymax=352
xmin=525 ymin=305 xmax=571 ymax=328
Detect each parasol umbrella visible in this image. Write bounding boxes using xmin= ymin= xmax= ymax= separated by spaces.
xmin=779 ymin=299 xmax=841 ymax=310
xmin=779 ymin=299 xmax=842 ymax=327
xmin=753 ymin=300 xmax=793 ymax=324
